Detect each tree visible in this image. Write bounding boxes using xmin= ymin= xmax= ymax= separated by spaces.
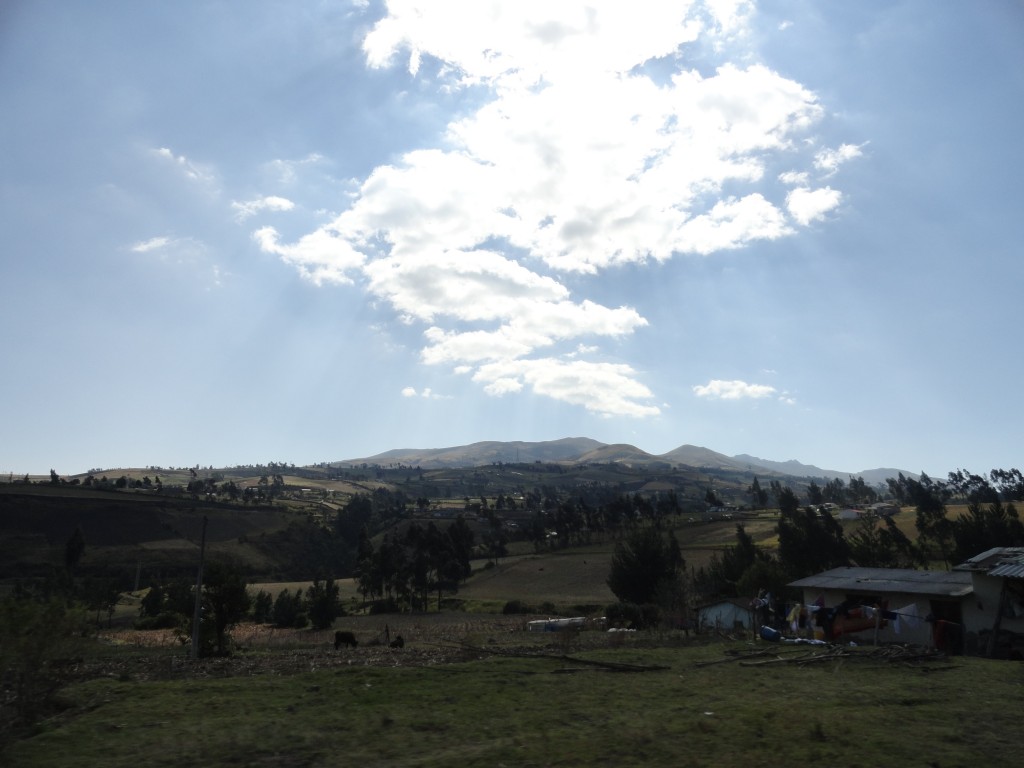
xmin=807 ymin=480 xmax=824 ymax=506
xmin=251 ymin=589 xmax=273 ymax=624
xmin=847 ymin=513 xmax=920 ymax=569
xmin=747 ymin=477 xmax=768 ymax=509
xmin=774 ymin=486 xmax=801 ymax=517
xmin=607 ymin=526 xmax=685 ymax=608
xmin=201 ymin=562 xmax=251 ymax=656
xmin=272 ymin=588 xmax=307 ymax=628
xmin=951 ymin=500 xmax=1024 ymax=564
xmin=699 ymin=524 xmax=768 ymax=598
xmin=64 ymin=527 xmax=85 ymax=577
xmin=777 ymin=507 xmax=848 ymax=579
xmin=306 ymin=576 xmax=342 ymax=630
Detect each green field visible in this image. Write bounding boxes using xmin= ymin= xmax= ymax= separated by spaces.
xmin=5 ymin=471 xmax=1017 ymax=765
xmin=6 ymin=628 xmax=1022 ymax=768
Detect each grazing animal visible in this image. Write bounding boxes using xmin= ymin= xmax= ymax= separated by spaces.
xmin=389 ymin=635 xmax=404 ymax=649
xmin=334 ymin=630 xmax=358 ymax=650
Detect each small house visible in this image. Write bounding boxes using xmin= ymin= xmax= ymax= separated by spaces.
xmin=698 ymin=597 xmax=754 ymax=633
xmin=788 ymin=566 xmax=973 ymax=650
xmin=954 ymin=547 xmax=1024 ymax=658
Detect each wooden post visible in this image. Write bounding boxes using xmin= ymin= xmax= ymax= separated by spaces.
xmin=191 ymin=516 xmax=208 ymax=661
xmin=873 ymin=605 xmax=881 ymax=647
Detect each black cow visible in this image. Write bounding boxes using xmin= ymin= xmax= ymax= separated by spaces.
xmin=334 ymin=630 xmax=358 ymax=649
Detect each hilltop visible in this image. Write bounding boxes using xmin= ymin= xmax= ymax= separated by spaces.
xmin=343 ymin=437 xmax=911 ymax=481
xmin=0 ymin=437 xmax=914 ymax=586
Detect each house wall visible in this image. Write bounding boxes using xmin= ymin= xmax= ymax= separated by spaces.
xmin=963 ymin=574 xmax=1024 ymax=637
xmin=699 ymin=602 xmax=752 ymax=632
xmin=796 ymin=587 xmax=962 ymax=647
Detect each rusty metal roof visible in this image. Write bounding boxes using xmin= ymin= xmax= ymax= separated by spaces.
xmin=788 ymin=567 xmax=973 ymax=598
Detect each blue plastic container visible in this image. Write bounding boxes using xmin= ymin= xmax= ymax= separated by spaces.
xmin=759 ymin=625 xmax=781 ymax=642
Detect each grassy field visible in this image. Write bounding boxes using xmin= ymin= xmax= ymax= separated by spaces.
xmin=6 ymin=503 xmax=1024 ymax=766
xmin=6 ymin=624 xmax=1023 ymax=768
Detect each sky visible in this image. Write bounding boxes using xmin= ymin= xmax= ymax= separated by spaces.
xmin=2 ymin=1 xmax=1022 ymax=479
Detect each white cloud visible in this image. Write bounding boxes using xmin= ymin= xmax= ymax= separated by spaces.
xmin=693 ymin=379 xmax=777 ymax=400
xmin=778 ymin=170 xmax=809 ymax=185
xmin=232 ymin=195 xmax=295 ymax=221
xmin=363 ymin=249 xmax=569 ymax=323
xmin=363 ymin=1 xmax=703 ymax=86
xmin=253 ymin=226 xmax=365 ymax=286
xmin=151 ymin=146 xmax=214 ymax=184
xmin=786 ymin=186 xmax=842 ymax=226
xmin=257 ymin=2 xmax=855 ymax=417
xmin=814 ymin=143 xmax=864 ymax=176
xmin=131 ymin=236 xmax=170 ymax=253
xmin=267 ymin=153 xmax=325 ymax=185
xmin=401 ymin=386 xmax=447 ymax=399
xmin=474 ymin=358 xmax=660 ymax=417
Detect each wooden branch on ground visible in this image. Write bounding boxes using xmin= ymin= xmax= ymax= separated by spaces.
xmin=453 ymin=641 xmax=669 ymax=672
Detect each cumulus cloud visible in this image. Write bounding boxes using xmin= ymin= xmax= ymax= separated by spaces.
xmin=693 ymin=379 xmax=777 ymax=400
xmin=232 ymin=195 xmax=295 ymax=221
xmin=778 ymin=170 xmax=809 ymax=185
xmin=254 ymin=1 xmax=854 ymax=417
xmin=474 ymin=358 xmax=660 ymax=417
xmin=786 ymin=186 xmax=842 ymax=226
xmin=254 ymin=226 xmax=365 ymax=286
xmin=814 ymin=143 xmax=864 ymax=176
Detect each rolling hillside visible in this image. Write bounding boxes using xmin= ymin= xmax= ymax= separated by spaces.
xmin=345 ymin=437 xmax=909 ymax=481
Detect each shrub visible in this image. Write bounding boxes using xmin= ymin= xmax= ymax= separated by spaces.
xmin=134 ymin=611 xmax=186 ymax=630
xmin=0 ymin=594 xmax=90 ymax=742
xmin=251 ymin=590 xmax=273 ymax=624
xmin=606 ymin=601 xmax=641 ymax=629
xmin=502 ymin=599 xmax=535 ymax=615
xmin=272 ymin=588 xmax=305 ymax=628
xmin=368 ymin=598 xmax=400 ymax=615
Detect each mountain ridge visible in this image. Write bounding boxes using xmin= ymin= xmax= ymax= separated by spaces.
xmin=343 ymin=438 xmax=913 ymax=483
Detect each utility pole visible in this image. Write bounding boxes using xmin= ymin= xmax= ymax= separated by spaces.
xmin=191 ymin=516 xmax=208 ymax=660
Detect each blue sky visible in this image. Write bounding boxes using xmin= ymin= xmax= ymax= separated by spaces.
xmin=2 ymin=1 xmax=1022 ymax=478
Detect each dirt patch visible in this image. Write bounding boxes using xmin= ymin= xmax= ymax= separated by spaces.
xmin=87 ymin=614 xmax=573 ymax=682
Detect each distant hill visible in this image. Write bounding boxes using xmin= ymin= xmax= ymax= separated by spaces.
xmin=345 ymin=438 xmax=912 ymax=484
xmin=732 ymin=454 xmax=917 ymax=485
xmin=347 ymin=437 xmax=606 ymax=467
xmin=661 ymin=445 xmax=751 ymax=472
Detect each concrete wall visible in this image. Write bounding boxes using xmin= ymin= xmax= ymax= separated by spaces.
xmin=699 ymin=602 xmax=752 ymax=632
xmin=962 ymin=574 xmax=1024 ymax=636
xmin=796 ymin=587 xmax=957 ymax=647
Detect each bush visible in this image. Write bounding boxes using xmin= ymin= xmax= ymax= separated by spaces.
xmin=134 ymin=611 xmax=186 ymax=630
xmin=271 ymin=588 xmax=305 ymax=628
xmin=251 ymin=590 xmax=273 ymax=624
xmin=604 ymin=601 xmax=661 ymax=629
xmin=502 ymin=599 xmax=535 ymax=615
xmin=368 ymin=598 xmax=400 ymax=615
xmin=0 ymin=594 xmax=90 ymax=742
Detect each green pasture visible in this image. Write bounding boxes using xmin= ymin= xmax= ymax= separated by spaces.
xmin=7 ymin=639 xmax=1022 ymax=767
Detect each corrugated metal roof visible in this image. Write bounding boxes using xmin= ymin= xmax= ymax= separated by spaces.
xmin=954 ymin=547 xmax=1024 ymax=578
xmin=988 ymin=552 xmax=1024 ymax=579
xmin=788 ymin=567 xmax=973 ymax=598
